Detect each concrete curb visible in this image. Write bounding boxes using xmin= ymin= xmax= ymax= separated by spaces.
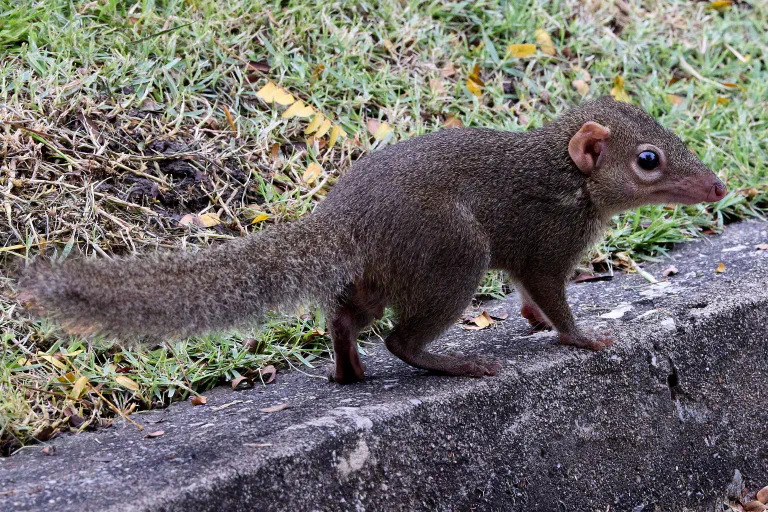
xmin=2 ymin=221 xmax=767 ymax=511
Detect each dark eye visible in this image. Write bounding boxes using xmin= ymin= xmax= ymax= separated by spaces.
xmin=637 ymin=151 xmax=659 ymax=170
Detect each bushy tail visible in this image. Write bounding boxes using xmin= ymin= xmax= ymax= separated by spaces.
xmin=17 ymin=215 xmax=361 ymax=340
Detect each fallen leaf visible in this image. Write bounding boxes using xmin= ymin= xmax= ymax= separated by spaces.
xmin=756 ymin=244 xmax=768 ymax=251
xmin=572 ymin=79 xmax=589 ymax=96
xmin=303 ymin=162 xmax=323 ymax=184
xmin=441 ymin=63 xmax=456 ymax=77
xmin=115 ymin=375 xmax=140 ymax=391
xmin=251 ymin=213 xmax=269 ymax=224
xmin=247 ymin=60 xmax=270 ymax=73
xmin=471 ymin=311 xmax=493 ymax=329
xmin=198 ymin=213 xmax=221 ymax=227
xmin=667 ymin=94 xmax=684 ymax=106
xmin=310 ymin=64 xmax=325 ymax=82
xmin=243 ymin=337 xmax=263 ymax=353
xmin=429 ymin=78 xmax=446 ymax=95
xmin=270 ymin=143 xmax=280 ymax=162
xmin=315 ymin=118 xmax=332 ymax=138
xmin=715 ymin=262 xmax=726 ymax=273
xmin=443 ymin=116 xmax=463 ymax=129
xmin=256 ymin=82 xmax=295 ymax=105
xmin=260 ymin=403 xmax=290 ymax=413
xmin=466 ymin=79 xmax=482 ymax=97
xmin=305 ymin=113 xmax=325 ymax=135
xmin=145 ymin=430 xmax=164 ymax=438
xmin=231 ymin=376 xmax=254 ymax=391
xmin=716 ymin=96 xmax=730 ymax=106
xmin=610 ymin=75 xmax=630 ymax=103
xmin=191 ymin=395 xmax=207 ymax=406
xmin=328 ymin=124 xmax=347 ymax=148
xmin=259 ymin=365 xmax=277 ymax=384
xmin=367 ymin=119 xmax=392 ymax=140
xmin=572 ymin=66 xmax=591 ymax=82
xmin=662 ymin=265 xmax=679 ymax=277
xmin=507 ymin=43 xmax=536 ymax=58
xmin=708 ymin=0 xmax=732 ymax=10
xmin=71 ymin=376 xmax=89 ymax=399
xmin=382 ymin=38 xmax=395 ymax=52
xmin=282 ymin=100 xmax=314 ymax=119
xmin=38 ymin=353 xmax=67 ymax=370
xmin=534 ymin=29 xmax=555 ymax=56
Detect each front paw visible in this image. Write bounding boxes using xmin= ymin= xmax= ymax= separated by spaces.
xmin=559 ymin=329 xmax=614 ymax=351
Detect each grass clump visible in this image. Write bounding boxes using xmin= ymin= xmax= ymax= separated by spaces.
xmin=1 ymin=0 xmax=766 ymax=453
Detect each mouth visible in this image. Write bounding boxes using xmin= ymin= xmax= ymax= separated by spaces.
xmin=648 ymin=174 xmax=726 ymax=205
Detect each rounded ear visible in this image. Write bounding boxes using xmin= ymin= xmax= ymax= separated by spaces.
xmin=568 ymin=121 xmax=611 ymax=175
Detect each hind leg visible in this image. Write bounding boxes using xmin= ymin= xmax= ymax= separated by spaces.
xmin=517 ymin=286 xmax=553 ymax=331
xmin=384 ymin=268 xmax=501 ymax=377
xmin=329 ymin=282 xmax=384 ymax=384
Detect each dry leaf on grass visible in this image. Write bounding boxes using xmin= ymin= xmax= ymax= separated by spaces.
xmin=572 ymin=79 xmax=589 ymax=96
xmin=441 ymin=63 xmax=456 ymax=77
xmin=71 ymin=376 xmax=89 ymax=399
xmin=507 ymin=44 xmax=536 ymax=58
xmin=115 ymin=375 xmax=139 ymax=391
xmin=667 ymin=94 xmax=685 ymax=106
xmin=465 ymin=63 xmax=485 ymax=98
xmin=198 ymin=213 xmax=221 ymax=227
xmin=443 ymin=116 xmax=463 ymax=129
xmin=429 ymin=78 xmax=446 ymax=95
xmin=303 ymin=162 xmax=322 ymax=184
xmin=328 ymin=124 xmax=347 ymax=148
xmin=367 ymin=119 xmax=392 ymax=140
xmin=282 ymin=100 xmax=314 ymax=119
xmin=610 ymin=76 xmax=630 ymax=103
xmin=534 ymin=29 xmax=555 ymax=55
xmin=260 ymin=403 xmax=290 ymax=413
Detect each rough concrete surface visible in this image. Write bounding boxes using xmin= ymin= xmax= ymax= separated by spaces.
xmin=2 ymin=220 xmax=768 ymax=512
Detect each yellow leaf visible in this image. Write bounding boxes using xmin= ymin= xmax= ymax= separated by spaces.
xmin=198 ymin=213 xmax=221 ymax=227
xmin=272 ymin=89 xmax=295 ymax=106
xmin=282 ymin=100 xmax=314 ymax=119
xmin=372 ymin=122 xmax=392 ymax=140
xmin=303 ymin=162 xmax=322 ymax=184
xmin=444 ymin=116 xmax=463 ymax=129
xmin=572 ymin=66 xmax=591 ymax=82
xmin=251 ymin=213 xmax=270 ymax=224
xmin=610 ymin=75 xmax=630 ymax=103
xmin=716 ymin=96 xmax=730 ymax=106
xmin=223 ymin=105 xmax=236 ymax=132
xmin=715 ymin=262 xmax=726 ymax=273
xmin=305 ymin=113 xmax=325 ymax=135
xmin=534 ymin=29 xmax=555 ymax=56
xmin=472 ymin=311 xmax=493 ymax=329
xmin=38 ymin=353 xmax=67 ymax=370
xmin=255 ymin=82 xmax=278 ymax=101
xmin=507 ymin=43 xmax=536 ymax=58
xmin=115 ymin=375 xmax=140 ymax=391
xmin=466 ymin=79 xmax=483 ymax=97
xmin=382 ymin=39 xmax=395 ymax=52
xmin=708 ymin=0 xmax=732 ymax=10
xmin=315 ymin=118 xmax=332 ymax=138
xmin=71 ymin=376 xmax=89 ymax=399
xmin=328 ymin=124 xmax=347 ymax=148
xmin=572 ymin=79 xmax=589 ymax=96
xmin=667 ymin=94 xmax=685 ymax=106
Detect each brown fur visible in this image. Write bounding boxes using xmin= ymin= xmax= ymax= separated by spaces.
xmin=17 ymin=97 xmax=726 ymax=383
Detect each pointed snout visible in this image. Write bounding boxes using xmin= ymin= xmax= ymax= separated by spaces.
xmin=706 ymin=175 xmax=727 ymax=202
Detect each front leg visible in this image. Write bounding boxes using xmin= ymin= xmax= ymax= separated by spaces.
xmin=518 ymin=276 xmax=613 ymax=351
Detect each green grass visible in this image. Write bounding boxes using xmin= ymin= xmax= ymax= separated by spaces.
xmin=1 ymin=0 xmax=766 ymax=454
